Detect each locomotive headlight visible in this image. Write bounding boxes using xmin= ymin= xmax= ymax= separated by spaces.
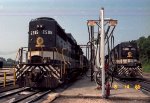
xmin=37 ymin=25 xmax=40 ymax=28
xmin=40 ymin=25 xmax=43 ymax=28
xmin=37 ymin=24 xmax=44 ymax=30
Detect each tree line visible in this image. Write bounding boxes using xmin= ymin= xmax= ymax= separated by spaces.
xmin=137 ymin=35 xmax=150 ymax=64
xmin=0 ymin=57 xmax=16 ymax=67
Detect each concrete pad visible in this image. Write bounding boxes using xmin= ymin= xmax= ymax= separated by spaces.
xmin=59 ymin=75 xmax=149 ymax=100
xmin=61 ymin=76 xmax=100 ymax=97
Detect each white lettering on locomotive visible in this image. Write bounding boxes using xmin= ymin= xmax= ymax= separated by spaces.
xmin=30 ymin=30 xmax=53 ymax=35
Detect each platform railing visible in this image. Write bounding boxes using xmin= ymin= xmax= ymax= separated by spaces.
xmin=0 ymin=68 xmax=16 ymax=87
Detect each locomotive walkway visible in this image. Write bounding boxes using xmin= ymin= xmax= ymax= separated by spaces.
xmin=51 ymin=75 xmax=150 ymax=103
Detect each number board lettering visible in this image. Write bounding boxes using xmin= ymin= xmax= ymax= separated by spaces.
xmin=30 ymin=30 xmax=53 ymax=35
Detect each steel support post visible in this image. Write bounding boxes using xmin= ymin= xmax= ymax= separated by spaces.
xmin=90 ymin=26 xmax=94 ymax=81
xmin=100 ymin=8 xmax=106 ymax=97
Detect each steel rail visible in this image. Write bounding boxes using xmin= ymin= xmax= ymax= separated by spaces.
xmin=0 ymin=85 xmax=20 ymax=93
xmin=26 ymin=90 xmax=52 ymax=103
xmin=0 ymin=87 xmax=30 ymax=99
xmin=11 ymin=91 xmax=40 ymax=103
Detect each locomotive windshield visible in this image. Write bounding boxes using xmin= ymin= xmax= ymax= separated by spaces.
xmin=122 ymin=47 xmax=136 ymax=51
xmin=122 ymin=48 xmax=129 ymax=50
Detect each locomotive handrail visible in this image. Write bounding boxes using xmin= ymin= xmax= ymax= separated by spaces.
xmin=54 ymin=47 xmax=62 ymax=78
xmin=14 ymin=47 xmax=28 ymax=65
xmin=54 ymin=47 xmax=68 ymax=79
xmin=61 ymin=48 xmax=68 ymax=76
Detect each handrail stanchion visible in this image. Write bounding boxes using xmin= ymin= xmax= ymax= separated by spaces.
xmin=14 ymin=69 xmax=16 ymax=86
xmin=3 ymin=72 xmax=6 ymax=87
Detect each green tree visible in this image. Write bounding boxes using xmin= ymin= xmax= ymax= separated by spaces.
xmin=0 ymin=57 xmax=6 ymax=64
xmin=137 ymin=36 xmax=150 ymax=63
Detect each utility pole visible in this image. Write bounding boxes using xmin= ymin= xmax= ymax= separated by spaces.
xmin=100 ymin=8 xmax=105 ymax=97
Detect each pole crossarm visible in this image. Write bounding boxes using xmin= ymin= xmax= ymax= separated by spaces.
xmin=87 ymin=19 xmax=117 ymax=26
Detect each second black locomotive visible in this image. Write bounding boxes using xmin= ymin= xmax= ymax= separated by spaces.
xmin=109 ymin=41 xmax=142 ymax=79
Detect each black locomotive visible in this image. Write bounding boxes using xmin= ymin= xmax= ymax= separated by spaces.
xmin=16 ymin=17 xmax=88 ymax=88
xmin=109 ymin=41 xmax=142 ymax=79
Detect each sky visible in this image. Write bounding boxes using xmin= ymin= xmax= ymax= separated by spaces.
xmin=0 ymin=0 xmax=150 ymax=59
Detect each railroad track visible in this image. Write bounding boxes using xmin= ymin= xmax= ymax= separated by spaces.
xmin=0 ymin=75 xmax=82 ymax=103
xmin=25 ymin=90 xmax=51 ymax=103
xmin=138 ymin=78 xmax=150 ymax=93
xmin=0 ymin=85 xmax=20 ymax=93
xmin=115 ymin=77 xmax=150 ymax=94
xmin=0 ymin=87 xmax=52 ymax=103
xmin=0 ymin=80 xmax=14 ymax=87
xmin=0 ymin=87 xmax=30 ymax=99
